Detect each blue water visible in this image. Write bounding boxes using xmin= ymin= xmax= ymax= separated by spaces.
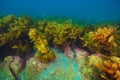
xmin=0 ymin=0 xmax=120 ymax=22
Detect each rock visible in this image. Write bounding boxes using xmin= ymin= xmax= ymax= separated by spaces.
xmin=37 ymin=52 xmax=84 ymax=80
xmin=0 ymin=62 xmax=15 ymax=80
xmin=76 ymin=53 xmax=94 ymax=80
xmin=20 ymin=57 xmax=49 ymax=80
xmin=0 ymin=56 xmax=24 ymax=80
xmin=4 ymin=56 xmax=24 ymax=74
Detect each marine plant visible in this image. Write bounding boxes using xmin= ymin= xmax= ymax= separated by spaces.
xmin=36 ymin=20 xmax=47 ymax=32
xmin=81 ymin=25 xmax=119 ymax=56
xmin=93 ymin=26 xmax=118 ymax=55
xmin=28 ymin=28 xmax=56 ymax=63
xmin=89 ymin=55 xmax=120 ymax=80
xmin=80 ymin=32 xmax=97 ymax=52
xmin=0 ymin=15 xmax=15 ymax=33
xmin=0 ymin=15 xmax=33 ymax=59
xmin=43 ymin=20 xmax=85 ymax=57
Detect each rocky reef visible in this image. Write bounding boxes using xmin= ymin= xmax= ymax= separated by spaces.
xmin=0 ymin=15 xmax=120 ymax=80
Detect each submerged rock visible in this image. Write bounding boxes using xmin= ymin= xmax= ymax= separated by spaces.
xmin=20 ymin=57 xmax=49 ymax=80
xmin=0 ymin=49 xmax=102 ymax=80
xmin=37 ymin=52 xmax=84 ymax=80
xmin=4 ymin=56 xmax=24 ymax=74
xmin=0 ymin=56 xmax=24 ymax=80
xmin=20 ymin=49 xmax=86 ymax=80
xmin=0 ymin=62 xmax=15 ymax=80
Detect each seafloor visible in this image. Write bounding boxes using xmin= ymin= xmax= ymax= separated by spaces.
xmin=0 ymin=15 xmax=120 ymax=80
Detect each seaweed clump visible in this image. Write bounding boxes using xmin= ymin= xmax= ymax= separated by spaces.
xmin=0 ymin=15 xmax=33 ymax=60
xmin=1 ymin=15 xmax=120 ymax=79
xmin=89 ymin=55 xmax=120 ymax=80
xmin=81 ymin=26 xmax=119 ymax=56
xmin=44 ymin=20 xmax=84 ymax=56
xmin=28 ymin=28 xmax=56 ymax=63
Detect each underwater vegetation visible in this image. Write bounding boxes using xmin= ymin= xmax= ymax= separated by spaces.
xmin=0 ymin=15 xmax=34 ymax=60
xmin=89 ymin=55 xmax=120 ymax=80
xmin=81 ymin=26 xmax=119 ymax=56
xmin=28 ymin=28 xmax=55 ymax=63
xmin=0 ymin=15 xmax=120 ymax=80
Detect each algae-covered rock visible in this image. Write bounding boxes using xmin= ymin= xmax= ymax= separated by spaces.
xmin=74 ymin=48 xmax=95 ymax=80
xmin=4 ymin=56 xmax=24 ymax=74
xmin=0 ymin=63 xmax=15 ymax=80
xmin=0 ymin=56 xmax=24 ymax=80
xmin=21 ymin=57 xmax=49 ymax=80
xmin=37 ymin=52 xmax=84 ymax=80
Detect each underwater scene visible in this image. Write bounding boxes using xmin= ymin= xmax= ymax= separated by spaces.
xmin=0 ymin=0 xmax=120 ymax=80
